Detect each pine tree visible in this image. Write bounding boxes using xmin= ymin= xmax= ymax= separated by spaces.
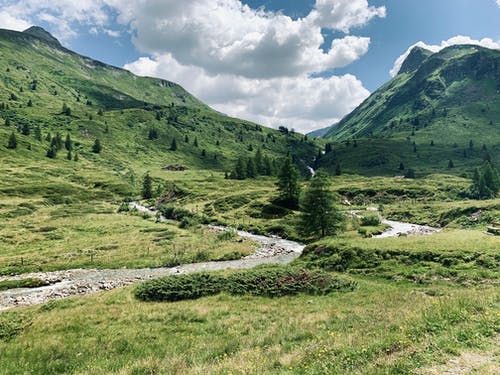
xmin=247 ymin=158 xmax=257 ymax=178
xmin=92 ymin=139 xmax=102 ymax=153
xmin=45 ymin=132 xmax=51 ymax=142
xmin=184 ymin=134 xmax=189 ymax=143
xmin=7 ymin=132 xmax=17 ymax=149
xmin=276 ymin=157 xmax=300 ymax=209
xmin=21 ymin=123 xmax=30 ymax=135
xmin=263 ymin=156 xmax=272 ymax=176
xmin=254 ymin=147 xmax=263 ymax=174
xmin=447 ymin=159 xmax=454 ymax=169
xmin=142 ymin=172 xmax=153 ymax=199
xmin=233 ymin=157 xmax=246 ymax=180
xmin=73 ymin=152 xmax=79 ymax=162
xmin=482 ymin=163 xmax=499 ymax=196
xmin=299 ymin=171 xmax=343 ymax=238
xmin=405 ymin=168 xmax=416 ymax=179
xmin=201 ymin=149 xmax=206 ymax=157
xmin=46 ymin=145 xmax=57 ymax=158
xmin=193 ymin=137 xmax=198 ymax=147
xmin=67 ymin=150 xmax=72 ymax=160
xmin=335 ymin=163 xmax=342 ymax=176
xmin=325 ymin=143 xmax=332 ymax=154
xmin=170 ymin=138 xmax=177 ymax=151
xmin=399 ymin=162 xmax=405 ymax=171
xmin=27 ymin=99 xmax=33 ymax=107
xmin=65 ymin=134 xmax=72 ymax=151
xmin=34 ymin=125 xmax=42 ymax=141
xmin=4 ymin=118 xmax=10 ymax=127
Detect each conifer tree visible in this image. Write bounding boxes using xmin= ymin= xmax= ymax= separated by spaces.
xmin=299 ymin=171 xmax=342 ymax=238
xmin=254 ymin=147 xmax=263 ymax=174
xmin=276 ymin=157 xmax=300 ymax=209
xmin=34 ymin=125 xmax=42 ymax=141
xmin=92 ymin=138 xmax=102 ymax=153
xmin=447 ymin=159 xmax=454 ymax=169
xmin=67 ymin=150 xmax=72 ymax=160
xmin=65 ymin=134 xmax=72 ymax=151
xmin=21 ymin=123 xmax=30 ymax=136
xmin=233 ymin=157 xmax=246 ymax=180
xmin=142 ymin=172 xmax=153 ymax=199
xmin=7 ymin=132 xmax=17 ymax=149
xmin=247 ymin=158 xmax=257 ymax=178
xmin=170 ymin=138 xmax=177 ymax=151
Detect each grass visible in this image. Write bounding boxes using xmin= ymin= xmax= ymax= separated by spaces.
xmin=0 ymin=276 xmax=497 ymax=374
xmin=298 ymin=228 xmax=500 ymax=283
xmin=0 ymin=201 xmax=256 ymax=275
xmin=0 ymin=278 xmax=48 ymax=291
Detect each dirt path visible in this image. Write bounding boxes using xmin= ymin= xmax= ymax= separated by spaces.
xmin=417 ymin=336 xmax=499 ymax=374
xmin=0 ymin=203 xmax=304 ymax=311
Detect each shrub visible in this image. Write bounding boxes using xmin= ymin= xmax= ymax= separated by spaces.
xmin=134 ymin=266 xmax=356 ymax=302
xmin=134 ymin=273 xmax=224 ymax=302
xmin=360 ymin=214 xmax=381 ymax=226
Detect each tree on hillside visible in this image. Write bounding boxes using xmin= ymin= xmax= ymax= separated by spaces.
xmin=46 ymin=145 xmax=57 ymax=158
xmin=254 ymin=147 xmax=263 ymax=174
xmin=21 ymin=123 xmax=30 ymax=136
xmin=447 ymin=159 xmax=454 ymax=169
xmin=399 ymin=162 xmax=405 ymax=171
xmin=261 ymin=156 xmax=272 ymax=176
xmin=7 ymin=132 xmax=17 ymax=149
xmin=61 ymin=103 xmax=71 ymax=116
xmin=34 ymin=125 xmax=42 ymax=141
xmin=4 ymin=118 xmax=10 ymax=127
xmin=65 ymin=134 xmax=72 ymax=151
xmin=232 ymin=157 xmax=246 ymax=180
xmin=299 ymin=171 xmax=343 ymax=238
xmin=335 ymin=163 xmax=342 ymax=176
xmin=276 ymin=156 xmax=300 ymax=209
xmin=193 ymin=137 xmax=199 ymax=147
xmin=142 ymin=172 xmax=153 ymax=199
xmin=405 ymin=168 xmax=416 ymax=179
xmin=470 ymin=163 xmax=499 ymax=199
xmin=92 ymin=139 xmax=102 ymax=153
xmin=170 ymin=138 xmax=177 ymax=151
xmin=247 ymin=158 xmax=257 ymax=178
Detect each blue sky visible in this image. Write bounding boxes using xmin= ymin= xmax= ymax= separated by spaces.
xmin=1 ymin=0 xmax=499 ymax=132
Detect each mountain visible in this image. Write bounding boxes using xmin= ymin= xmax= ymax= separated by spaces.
xmin=307 ymin=124 xmax=335 ymax=138
xmin=0 ymin=27 xmax=318 ymax=198
xmin=397 ymin=46 xmax=433 ymax=75
xmin=320 ymin=44 xmax=500 ymax=176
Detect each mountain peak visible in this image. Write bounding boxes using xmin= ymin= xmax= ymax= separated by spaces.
xmin=398 ymin=46 xmax=433 ymax=75
xmin=23 ymin=26 xmax=61 ymax=46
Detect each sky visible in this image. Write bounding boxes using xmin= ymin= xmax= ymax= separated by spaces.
xmin=0 ymin=1 xmax=499 ymax=133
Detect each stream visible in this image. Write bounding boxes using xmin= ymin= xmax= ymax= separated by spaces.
xmin=0 ymin=203 xmax=438 ymax=311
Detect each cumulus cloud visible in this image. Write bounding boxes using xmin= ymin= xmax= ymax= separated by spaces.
xmin=497 ymin=0 xmax=500 ymax=7
xmin=114 ymin=0 xmax=382 ymax=79
xmin=0 ymin=0 xmax=385 ymax=132
xmin=125 ymin=54 xmax=369 ymax=132
xmin=0 ymin=10 xmax=31 ymax=31
xmin=390 ymin=35 xmax=500 ymax=76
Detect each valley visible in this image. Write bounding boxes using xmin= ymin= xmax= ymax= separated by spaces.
xmin=0 ymin=26 xmax=498 ymax=375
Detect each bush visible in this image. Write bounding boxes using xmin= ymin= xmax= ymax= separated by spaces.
xmin=135 ymin=273 xmax=224 ymax=302
xmin=225 ymin=266 xmax=355 ymax=298
xmin=134 ymin=266 xmax=355 ymax=302
xmin=360 ymin=214 xmax=381 ymax=226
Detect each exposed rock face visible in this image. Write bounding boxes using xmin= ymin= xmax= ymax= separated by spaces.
xmin=23 ymin=26 xmax=61 ymax=46
xmin=398 ymin=46 xmax=433 ymax=75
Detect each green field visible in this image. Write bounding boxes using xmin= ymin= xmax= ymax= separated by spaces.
xmin=0 ymin=28 xmax=499 ymax=375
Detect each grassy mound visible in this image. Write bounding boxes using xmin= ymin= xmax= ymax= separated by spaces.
xmin=134 ymin=266 xmax=356 ymax=302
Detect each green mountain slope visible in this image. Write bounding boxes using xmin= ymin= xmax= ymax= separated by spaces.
xmin=0 ymin=27 xmax=318 ymax=199
xmin=320 ymin=45 xmax=499 ymax=176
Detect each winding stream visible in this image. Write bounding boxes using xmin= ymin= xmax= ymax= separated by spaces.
xmin=0 ymin=203 xmax=438 ymax=311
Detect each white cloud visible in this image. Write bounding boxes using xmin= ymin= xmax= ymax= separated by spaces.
xmin=497 ymin=0 xmax=500 ymax=7
xmin=0 ymin=0 xmax=385 ymax=132
xmin=113 ymin=0 xmax=383 ymax=79
xmin=124 ymin=54 xmax=370 ymax=132
xmin=310 ymin=0 xmax=386 ymax=33
xmin=0 ymin=10 xmax=31 ymax=31
xmin=390 ymin=35 xmax=500 ymax=76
